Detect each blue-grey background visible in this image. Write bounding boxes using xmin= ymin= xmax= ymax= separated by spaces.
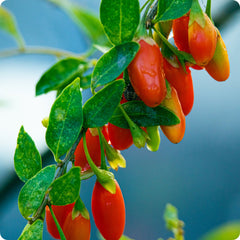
xmin=0 ymin=0 xmax=240 ymax=239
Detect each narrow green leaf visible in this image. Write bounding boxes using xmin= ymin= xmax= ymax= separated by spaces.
xmin=49 ymin=167 xmax=81 ymax=205
xmin=46 ymin=78 xmax=83 ymax=159
xmin=14 ymin=126 xmax=42 ymax=182
xmin=18 ymin=165 xmax=56 ymax=219
xmin=200 ymin=221 xmax=240 ymax=240
xmin=110 ymin=101 xmax=180 ymax=128
xmin=92 ymin=42 xmax=139 ymax=89
xmin=48 ymin=0 xmax=109 ymax=45
xmin=0 ymin=7 xmax=24 ymax=47
xmin=83 ymin=80 xmax=124 ymax=128
xmin=18 ymin=219 xmax=43 ymax=240
xmin=36 ymin=58 xmax=87 ymax=96
xmin=100 ymin=0 xmax=140 ymax=45
xmin=155 ymin=0 xmax=192 ymax=22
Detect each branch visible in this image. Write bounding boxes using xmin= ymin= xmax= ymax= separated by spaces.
xmin=29 ymin=129 xmax=85 ymax=224
xmin=0 ymin=46 xmax=86 ymax=59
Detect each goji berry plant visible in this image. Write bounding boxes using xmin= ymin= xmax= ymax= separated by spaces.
xmin=0 ymin=0 xmax=231 ymax=239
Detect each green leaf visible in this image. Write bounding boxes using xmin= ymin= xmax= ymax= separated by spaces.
xmin=83 ymin=80 xmax=124 ymax=128
xmin=98 ymin=233 xmax=134 ymax=240
xmin=110 ymin=101 xmax=180 ymax=128
xmin=46 ymin=78 xmax=83 ymax=159
xmin=36 ymin=58 xmax=87 ymax=96
xmin=48 ymin=0 xmax=109 ymax=45
xmin=49 ymin=167 xmax=81 ymax=205
xmin=18 ymin=219 xmax=43 ymax=240
xmin=0 ymin=7 xmax=24 ymax=47
xmin=100 ymin=0 xmax=140 ymax=45
xmin=155 ymin=0 xmax=192 ymax=22
xmin=200 ymin=221 xmax=240 ymax=240
xmin=14 ymin=126 xmax=42 ymax=182
xmin=92 ymin=42 xmax=139 ymax=89
xmin=18 ymin=165 xmax=56 ymax=219
xmin=164 ymin=203 xmax=179 ymax=230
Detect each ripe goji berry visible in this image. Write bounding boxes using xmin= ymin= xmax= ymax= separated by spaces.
xmin=163 ymin=58 xmax=194 ymax=116
xmin=173 ymin=14 xmax=190 ymax=53
xmin=173 ymin=13 xmax=216 ymax=68
xmin=108 ymin=123 xmax=133 ymax=150
xmin=92 ymin=180 xmax=125 ymax=240
xmin=128 ymin=37 xmax=166 ymax=108
xmin=63 ymin=211 xmax=91 ymax=240
xmin=160 ymin=86 xmax=186 ymax=144
xmin=108 ymin=96 xmax=133 ymax=150
xmin=188 ymin=13 xmax=217 ymax=66
xmin=74 ymin=126 xmax=108 ymax=172
xmin=205 ymin=29 xmax=230 ymax=81
xmin=46 ymin=203 xmax=74 ymax=239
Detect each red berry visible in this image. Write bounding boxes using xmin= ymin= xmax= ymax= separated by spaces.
xmin=128 ymin=37 xmax=166 ymax=108
xmin=92 ymin=180 xmax=125 ymax=240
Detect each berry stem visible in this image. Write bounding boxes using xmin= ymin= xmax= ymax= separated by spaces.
xmin=48 ymin=204 xmax=67 ymax=240
xmin=83 ymin=131 xmax=116 ymax=194
xmin=97 ymin=127 xmax=108 ymax=171
xmin=206 ymin=0 xmax=213 ymax=22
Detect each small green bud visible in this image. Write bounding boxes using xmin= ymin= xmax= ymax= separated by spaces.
xmin=72 ymin=197 xmax=90 ymax=220
xmin=119 ymin=104 xmax=149 ymax=148
xmin=42 ymin=117 xmax=49 ymax=128
xmin=130 ymin=124 xmax=149 ymax=148
xmin=104 ymin=140 xmax=126 ymax=170
xmin=146 ymin=126 xmax=161 ymax=152
xmin=97 ymin=169 xmax=116 ymax=194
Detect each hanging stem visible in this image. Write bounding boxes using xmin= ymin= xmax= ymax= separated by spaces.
xmin=205 ymin=0 xmax=213 ymax=22
xmin=48 ymin=205 xmax=67 ymax=240
xmin=97 ymin=128 xmax=108 ymax=171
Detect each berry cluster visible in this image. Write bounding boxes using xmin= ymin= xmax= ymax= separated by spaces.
xmin=46 ymin=3 xmax=230 ymax=240
xmin=11 ymin=0 xmax=230 ymax=239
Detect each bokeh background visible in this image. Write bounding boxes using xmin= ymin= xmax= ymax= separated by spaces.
xmin=0 ymin=0 xmax=240 ymax=239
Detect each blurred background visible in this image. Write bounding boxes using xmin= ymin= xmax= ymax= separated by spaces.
xmin=0 ymin=0 xmax=240 ymax=239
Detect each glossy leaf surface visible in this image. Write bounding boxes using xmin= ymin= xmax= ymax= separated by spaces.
xmin=36 ymin=58 xmax=87 ymax=96
xmin=46 ymin=79 xmax=83 ymax=159
xmin=110 ymin=101 xmax=180 ymax=128
xmin=83 ymin=80 xmax=124 ymax=128
xmin=100 ymin=0 xmax=139 ymax=45
xmin=92 ymin=42 xmax=139 ymax=89
xmin=18 ymin=165 xmax=56 ymax=219
xmin=49 ymin=167 xmax=81 ymax=205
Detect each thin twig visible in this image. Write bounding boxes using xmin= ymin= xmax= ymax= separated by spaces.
xmin=0 ymin=46 xmax=85 ymax=59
